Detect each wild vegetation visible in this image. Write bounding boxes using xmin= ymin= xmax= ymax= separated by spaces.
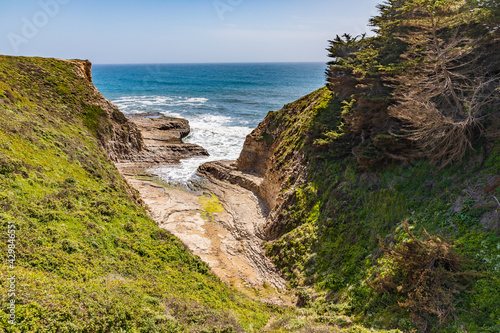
xmin=325 ymin=0 xmax=500 ymax=167
xmin=265 ymin=87 xmax=499 ymax=332
xmin=0 ymin=56 xmax=404 ymax=332
xmin=369 ymin=222 xmax=478 ymax=331
xmin=261 ymin=1 xmax=499 ymax=331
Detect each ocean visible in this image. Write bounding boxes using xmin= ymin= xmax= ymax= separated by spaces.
xmin=92 ymin=63 xmax=326 ymax=184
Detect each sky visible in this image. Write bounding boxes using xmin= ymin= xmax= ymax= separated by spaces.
xmin=0 ymin=0 xmax=381 ymax=64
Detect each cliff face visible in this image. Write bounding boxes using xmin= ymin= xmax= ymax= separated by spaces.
xmin=0 ymin=56 xmax=145 ymax=163
xmin=235 ymin=88 xmax=333 ymax=237
xmin=199 ymin=88 xmax=332 ymax=239
xmin=228 ymin=86 xmax=500 ymax=331
xmin=68 ymin=59 xmax=146 ymax=162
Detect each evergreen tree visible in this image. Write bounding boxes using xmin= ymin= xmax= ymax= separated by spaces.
xmin=387 ymin=0 xmax=500 ymax=165
xmin=326 ymin=0 xmax=500 ymax=166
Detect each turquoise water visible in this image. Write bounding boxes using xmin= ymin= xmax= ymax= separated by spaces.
xmin=92 ymin=63 xmax=326 ymax=183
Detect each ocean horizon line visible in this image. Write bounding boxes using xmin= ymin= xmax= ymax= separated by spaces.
xmin=93 ymin=61 xmax=327 ymax=66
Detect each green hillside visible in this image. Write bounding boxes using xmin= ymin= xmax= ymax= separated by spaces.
xmin=0 ymin=55 xmax=273 ymax=332
xmin=258 ymin=2 xmax=500 ymax=331
xmin=261 ymin=86 xmax=499 ymax=332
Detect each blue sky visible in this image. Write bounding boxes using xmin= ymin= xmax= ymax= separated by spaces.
xmin=0 ymin=0 xmax=381 ymax=64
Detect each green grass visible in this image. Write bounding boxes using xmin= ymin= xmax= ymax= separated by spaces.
xmin=0 ymin=55 xmax=278 ymax=332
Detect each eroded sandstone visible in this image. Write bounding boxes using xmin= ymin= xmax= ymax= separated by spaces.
xmin=115 ymin=114 xmax=291 ymax=305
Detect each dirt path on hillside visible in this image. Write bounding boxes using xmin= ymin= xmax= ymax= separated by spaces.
xmin=116 ymin=163 xmax=291 ymax=305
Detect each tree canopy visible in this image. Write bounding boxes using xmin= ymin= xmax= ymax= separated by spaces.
xmin=326 ymin=0 xmax=500 ymax=167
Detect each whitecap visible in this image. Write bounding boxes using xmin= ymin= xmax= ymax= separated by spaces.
xmin=110 ymin=95 xmax=251 ymax=185
xmin=151 ymin=112 xmax=253 ymax=184
xmin=112 ymin=95 xmax=209 ymax=114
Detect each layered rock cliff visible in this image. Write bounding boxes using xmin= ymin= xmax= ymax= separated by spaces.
xmin=200 ymin=88 xmax=332 ymax=238
xmin=127 ymin=113 xmax=208 ymax=163
xmin=68 ymin=59 xmax=145 ymax=162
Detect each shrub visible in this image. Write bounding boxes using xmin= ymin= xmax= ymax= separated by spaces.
xmin=369 ymin=221 xmax=477 ymax=332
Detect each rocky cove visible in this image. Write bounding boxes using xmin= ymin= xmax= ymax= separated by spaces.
xmin=71 ymin=62 xmax=334 ymax=306
xmin=3 ymin=54 xmax=498 ymax=332
xmin=115 ymin=113 xmax=291 ymax=304
xmin=64 ymin=59 xmax=300 ymax=304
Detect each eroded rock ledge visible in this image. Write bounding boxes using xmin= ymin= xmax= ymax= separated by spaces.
xmin=127 ymin=113 xmax=208 ymax=163
xmin=115 ymin=114 xmax=290 ymax=304
xmin=198 ymin=161 xmax=265 ymax=207
xmin=116 ymin=113 xmax=208 ymax=175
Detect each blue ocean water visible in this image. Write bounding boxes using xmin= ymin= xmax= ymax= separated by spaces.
xmin=92 ymin=63 xmax=326 ymax=183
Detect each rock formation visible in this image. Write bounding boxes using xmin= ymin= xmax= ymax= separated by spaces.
xmin=68 ymin=60 xmax=208 ymax=165
xmin=199 ymin=89 xmax=327 ymax=239
xmin=127 ymin=113 xmax=208 ymax=163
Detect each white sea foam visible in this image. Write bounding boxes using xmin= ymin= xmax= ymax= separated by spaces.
xmin=153 ymin=112 xmax=252 ymax=184
xmin=178 ymin=97 xmax=209 ymax=104
xmin=112 ymin=95 xmax=252 ymax=184
xmin=112 ymin=95 xmax=208 ymax=113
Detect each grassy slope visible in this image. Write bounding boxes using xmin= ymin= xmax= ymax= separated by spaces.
xmin=3 ymin=55 xmax=491 ymax=332
xmin=263 ymin=87 xmax=500 ymax=332
xmin=0 ymin=55 xmax=277 ymax=332
xmin=0 ymin=56 xmax=402 ymax=333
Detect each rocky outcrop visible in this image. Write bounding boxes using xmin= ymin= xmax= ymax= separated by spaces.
xmin=236 ymin=118 xmax=277 ymax=177
xmin=99 ymin=110 xmax=146 ymax=163
xmin=125 ymin=114 xmax=208 ymax=164
xmin=128 ymin=114 xmax=191 ymax=144
xmin=67 ymin=59 xmax=146 ymax=162
xmin=68 ymin=60 xmax=207 ymax=164
xmin=70 ymin=59 xmax=93 ymax=82
xmin=199 ymin=88 xmax=329 ymax=239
